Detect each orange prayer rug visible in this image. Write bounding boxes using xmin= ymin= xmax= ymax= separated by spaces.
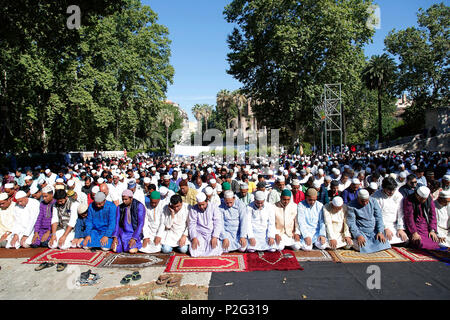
xmin=329 ymin=248 xmax=410 ymax=263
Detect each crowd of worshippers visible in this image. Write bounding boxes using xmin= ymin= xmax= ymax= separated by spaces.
xmin=0 ymin=150 xmax=449 ymax=266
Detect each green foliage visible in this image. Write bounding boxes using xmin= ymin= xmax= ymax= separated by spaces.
xmin=0 ymin=0 xmax=174 ymax=153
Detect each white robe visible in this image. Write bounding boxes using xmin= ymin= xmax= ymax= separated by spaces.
xmin=49 ymin=202 xmax=79 ymax=250
xmin=139 ymin=201 xmax=164 ymax=253
xmin=323 ymin=203 xmax=352 ymax=249
xmin=247 ymin=201 xmax=277 ymax=251
xmin=6 ymin=198 xmax=40 ymax=249
xmin=435 ymin=200 xmax=450 ymax=247
xmin=157 ymin=203 xmax=190 ymax=248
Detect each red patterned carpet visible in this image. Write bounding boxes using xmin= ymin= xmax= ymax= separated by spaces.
xmin=245 ymin=250 xmax=303 ymax=271
xmin=165 ymin=253 xmax=247 ymax=273
xmin=24 ymin=248 xmax=110 ymax=267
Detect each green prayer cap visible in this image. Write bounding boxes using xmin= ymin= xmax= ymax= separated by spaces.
xmin=222 ymin=182 xmax=231 ymax=191
xmin=150 ymin=191 xmax=161 ymax=200
xmin=281 ymin=189 xmax=292 ymax=197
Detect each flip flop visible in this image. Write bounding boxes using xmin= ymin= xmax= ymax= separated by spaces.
xmin=34 ymin=262 xmax=55 ymax=271
xmin=56 ymin=263 xmax=67 ymax=272
xmin=166 ymin=276 xmax=181 ymax=287
xmin=80 ymin=269 xmax=92 ymax=281
xmin=120 ymin=274 xmax=133 ymax=285
xmin=132 ymin=271 xmax=141 ymax=281
xmin=156 ymin=274 xmax=171 ymax=285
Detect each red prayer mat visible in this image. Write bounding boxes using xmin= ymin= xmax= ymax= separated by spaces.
xmin=246 ymin=250 xmax=303 ymax=271
xmin=23 ymin=248 xmax=111 ymax=267
xmin=165 ymin=254 xmax=247 ymax=273
xmin=392 ymin=247 xmax=439 ymax=262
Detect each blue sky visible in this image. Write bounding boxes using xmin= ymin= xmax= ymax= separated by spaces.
xmin=144 ymin=0 xmax=446 ymax=121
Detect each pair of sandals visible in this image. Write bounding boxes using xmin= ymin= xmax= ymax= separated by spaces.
xmin=156 ymin=274 xmax=181 ymax=287
xmin=78 ymin=269 xmax=101 ymax=286
xmin=34 ymin=262 xmax=67 ymax=272
xmin=120 ymin=271 xmax=141 ymax=285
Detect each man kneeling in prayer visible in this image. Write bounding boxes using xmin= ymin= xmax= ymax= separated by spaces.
xmin=346 ymin=189 xmax=390 ymax=253
xmin=247 ymin=191 xmax=277 ymax=252
xmin=274 ymin=189 xmax=301 ymax=251
xmin=323 ymin=196 xmax=353 ymax=250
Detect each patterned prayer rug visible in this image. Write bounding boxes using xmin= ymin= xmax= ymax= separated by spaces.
xmin=328 ymin=248 xmax=410 ymax=263
xmin=0 ymin=247 xmax=47 ymax=259
xmin=245 ymin=250 xmax=303 ymax=271
xmin=97 ymin=253 xmax=171 ymax=268
xmin=23 ymin=248 xmax=110 ymax=267
xmin=293 ymin=250 xmax=333 ymax=262
xmin=392 ymin=247 xmax=439 ymax=262
xmin=164 ymin=254 xmax=247 ymax=273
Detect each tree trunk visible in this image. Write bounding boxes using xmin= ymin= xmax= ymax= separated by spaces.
xmin=166 ymin=126 xmax=169 ymax=154
xmin=378 ymin=88 xmax=382 ymax=143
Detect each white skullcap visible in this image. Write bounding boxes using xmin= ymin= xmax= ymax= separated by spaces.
xmin=67 ymin=180 xmax=75 ymax=187
xmin=240 ymin=183 xmax=249 ymax=190
xmin=4 ymin=183 xmax=14 ymax=189
xmin=313 ymin=180 xmax=322 ymax=189
xmin=352 ymin=178 xmax=361 ymax=185
xmin=207 ymin=168 xmax=213 ymax=173
xmin=55 ymin=178 xmax=64 ymax=183
xmin=255 ymin=191 xmax=265 ymax=201
xmin=324 ymin=176 xmax=332 ymax=181
xmin=318 ymin=169 xmax=324 ymax=175
xmin=65 ymin=174 xmax=71 ymax=180
xmin=283 ymin=170 xmax=289 ymax=175
xmin=411 ymin=165 xmax=418 ymax=171
xmin=209 ymin=179 xmax=216 ymax=184
xmin=30 ymin=186 xmax=39 ymax=195
xmin=92 ymin=170 xmax=97 ymax=174
xmin=24 ymin=176 xmax=32 ymax=181
xmin=94 ymin=192 xmax=106 ymax=203
xmin=77 ymin=203 xmax=89 ymax=214
xmin=97 ymin=177 xmax=105 ymax=184
xmin=157 ymin=187 xmax=167 ymax=197
xmin=443 ymin=175 xmax=450 ymax=181
xmin=291 ymin=179 xmax=300 ymax=186
xmin=417 ymin=186 xmax=430 ymax=198
xmin=196 ymin=192 xmax=207 ymax=203
xmin=224 ymin=190 xmax=234 ymax=199
xmin=133 ymin=173 xmax=139 ymax=179
xmin=204 ymin=186 xmax=213 ymax=196
xmin=42 ymin=186 xmax=54 ymax=194
xmin=143 ymin=177 xmax=151 ymax=184
xmin=332 ymin=196 xmax=344 ymax=207
xmin=0 ymin=193 xmax=8 ymax=201
xmin=268 ymin=170 xmax=274 ymax=175
xmin=163 ymin=174 xmax=171 ymax=180
xmin=290 ymin=168 xmax=296 ymax=173
xmin=439 ymin=190 xmax=450 ymax=199
xmin=277 ymin=176 xmax=285 ymax=182
xmin=15 ymin=191 xmax=27 ymax=199
xmin=358 ymin=189 xmax=370 ymax=199
xmin=91 ymin=186 xmax=100 ymax=193
xmin=180 ymin=174 xmax=187 ymax=180
xmin=252 ymin=174 xmax=258 ymax=180
xmin=399 ymin=172 xmax=407 ymax=178
xmin=369 ymin=182 xmax=378 ymax=190
xmin=45 ymin=169 xmax=51 ymax=174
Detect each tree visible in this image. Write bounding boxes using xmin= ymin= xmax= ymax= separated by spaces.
xmin=224 ymin=0 xmax=376 ymax=145
xmin=157 ymin=108 xmax=174 ymax=154
xmin=361 ymin=54 xmax=397 ymax=142
xmin=216 ymin=89 xmax=237 ymax=129
xmin=384 ymin=3 xmax=449 ymax=133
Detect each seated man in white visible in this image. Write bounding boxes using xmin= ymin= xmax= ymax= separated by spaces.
xmin=274 ymin=189 xmax=301 ymax=251
xmin=435 ymin=190 xmax=449 ymax=248
xmin=372 ymin=177 xmax=408 ymax=245
xmin=297 ymin=188 xmax=329 ymax=251
xmin=139 ymin=191 xmax=164 ymax=253
xmin=247 ymin=191 xmax=277 ymax=252
xmin=322 ymin=196 xmax=353 ymax=250
xmin=49 ymin=189 xmax=79 ymax=250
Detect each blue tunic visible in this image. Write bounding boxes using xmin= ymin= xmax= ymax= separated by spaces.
xmin=218 ymin=198 xmax=248 ymax=251
xmin=112 ymin=203 xmax=145 ymax=253
xmin=346 ymin=198 xmax=391 ymax=253
xmin=297 ymin=200 xmax=326 ymax=246
xmin=83 ymin=201 xmax=117 ymax=249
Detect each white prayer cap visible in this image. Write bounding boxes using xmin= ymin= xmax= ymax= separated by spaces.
xmin=143 ymin=177 xmax=151 ymax=184
xmin=204 ymin=186 xmax=214 ymax=196
xmin=283 ymin=170 xmax=289 ymax=175
xmin=399 ymin=172 xmax=407 ymax=178
xmin=268 ymin=170 xmax=274 ymax=175
xmin=255 ymin=191 xmax=265 ymax=201
xmin=94 ymin=192 xmax=106 ymax=203
xmin=30 ymin=186 xmax=39 ymax=195
xmin=180 ymin=173 xmax=187 ymax=180
xmin=24 ymin=176 xmax=32 ymax=181
xmin=443 ymin=175 xmax=450 ymax=181
xmin=158 ymin=186 xmax=168 ymax=196
xmin=45 ymin=169 xmax=51 ymax=174
xmin=290 ymin=168 xmax=296 ymax=173
xmin=67 ymin=180 xmax=75 ymax=187
xmin=369 ymin=182 xmax=378 ymax=190
xmin=133 ymin=173 xmax=139 ymax=179
xmin=224 ymin=190 xmax=234 ymax=199
xmin=15 ymin=191 xmax=27 ymax=199
xmin=252 ymin=174 xmax=258 ymax=181
xmin=65 ymin=174 xmax=72 ymax=180
xmin=324 ymin=176 xmax=332 ymax=181
xmin=209 ymin=179 xmax=216 ymax=184
xmin=163 ymin=174 xmax=171 ymax=180
xmin=291 ymin=179 xmax=300 ymax=186
xmin=151 ymin=167 xmax=156 ymax=171
xmin=416 ymin=186 xmax=430 ymax=198
xmin=318 ymin=169 xmax=324 ymax=175
xmin=92 ymin=170 xmax=97 ymax=174
xmin=389 ymin=173 xmax=397 ymax=179
xmin=411 ymin=165 xmax=418 ymax=171
xmin=240 ymin=183 xmax=249 ymax=190
xmin=313 ymin=180 xmax=322 ymax=189
xmin=77 ymin=203 xmax=89 ymax=214
xmin=351 ymin=178 xmax=361 ymax=185
xmin=91 ymin=186 xmax=100 ymax=194
xmin=277 ymin=176 xmax=285 ymax=182
xmin=196 ymin=192 xmax=207 ymax=203
xmin=97 ymin=178 xmax=105 ymax=184
xmin=358 ymin=189 xmax=370 ymax=200
xmin=438 ymin=190 xmax=450 ymax=199
xmin=332 ymin=168 xmax=340 ymax=175
xmin=55 ymin=178 xmax=64 ymax=183
xmin=42 ymin=186 xmax=54 ymax=194
xmin=332 ymin=196 xmax=344 ymax=208
xmin=0 ymin=193 xmax=8 ymax=201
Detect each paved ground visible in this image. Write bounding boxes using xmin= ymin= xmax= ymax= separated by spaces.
xmin=1 ymin=257 xmax=449 ymax=300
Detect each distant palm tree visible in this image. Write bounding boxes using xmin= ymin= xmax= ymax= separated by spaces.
xmin=216 ymin=89 xmax=233 ymax=128
xmin=201 ymin=104 xmax=213 ymax=130
xmin=157 ymin=108 xmax=174 ymax=154
xmin=232 ymin=91 xmax=247 ymax=129
xmin=361 ymin=54 xmax=397 ymax=143
xmin=192 ymin=104 xmax=204 ymax=132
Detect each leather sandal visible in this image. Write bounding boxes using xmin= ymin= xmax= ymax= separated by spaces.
xmin=34 ymin=262 xmax=54 ymax=271
xmin=156 ymin=274 xmax=171 ymax=285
